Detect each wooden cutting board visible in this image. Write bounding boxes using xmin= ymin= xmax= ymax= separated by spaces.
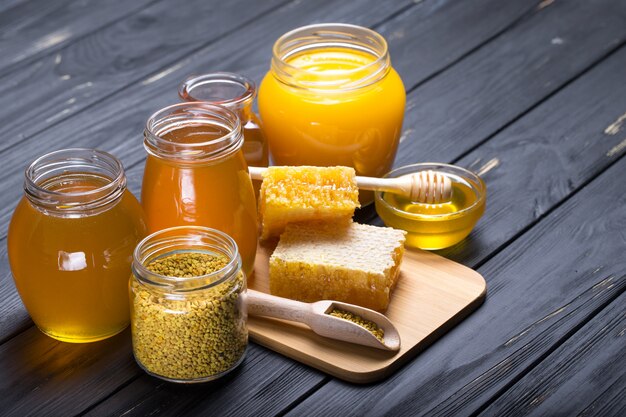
xmin=248 ymin=241 xmax=487 ymax=384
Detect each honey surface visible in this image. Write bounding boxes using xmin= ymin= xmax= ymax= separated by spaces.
xmin=7 ymin=175 xmax=147 ymax=342
xmin=141 ymin=125 xmax=258 ymax=275
xmin=379 ymin=180 xmax=485 ymax=250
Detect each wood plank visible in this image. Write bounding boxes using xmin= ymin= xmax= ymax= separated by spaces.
xmin=393 ymin=0 xmax=626 ymax=166
xmin=435 ymin=44 xmax=626 ymax=267
xmin=0 ymin=0 xmax=286 ymax=152
xmin=0 ymin=326 xmax=321 ymax=416
xmin=477 ymin=291 xmax=626 ymax=417
xmin=374 ymin=0 xmax=537 ymax=90
xmin=0 ymin=0 xmax=30 ymax=14
xmin=84 ymin=341 xmax=325 ymax=417
xmin=283 ymin=50 xmax=626 ymax=415
xmin=577 ymin=373 xmax=626 ymax=417
xmin=0 ymin=0 xmax=158 ymax=76
xmin=0 ymin=328 xmax=138 ymax=416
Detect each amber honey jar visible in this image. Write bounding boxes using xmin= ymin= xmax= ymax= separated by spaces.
xmin=259 ymin=23 xmax=406 ymax=204
xmin=179 ymin=72 xmax=268 ymax=169
xmin=7 ymin=149 xmax=147 ymax=343
xmin=141 ymin=103 xmax=258 ymax=276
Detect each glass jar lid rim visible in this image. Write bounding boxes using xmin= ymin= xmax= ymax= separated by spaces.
xmin=133 ymin=226 xmax=242 ymax=290
xmin=178 ymin=72 xmax=256 ymax=107
xmin=270 ymin=23 xmax=391 ymax=91
xmin=25 ymin=148 xmax=124 ymax=196
xmin=144 ymin=102 xmax=243 ymax=163
xmin=272 ymin=23 xmax=389 ymax=78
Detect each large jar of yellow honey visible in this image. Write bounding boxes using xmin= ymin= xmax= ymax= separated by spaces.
xmin=7 ymin=149 xmax=148 ymax=343
xmin=141 ymin=103 xmax=258 ymax=276
xmin=259 ymin=23 xmax=406 ymax=204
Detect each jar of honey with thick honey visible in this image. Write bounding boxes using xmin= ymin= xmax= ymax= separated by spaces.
xmin=141 ymin=103 xmax=258 ymax=276
xmin=259 ymin=23 xmax=406 ymax=204
xmin=7 ymin=149 xmax=148 ymax=343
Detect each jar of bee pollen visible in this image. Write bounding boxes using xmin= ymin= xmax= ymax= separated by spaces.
xmin=130 ymin=226 xmax=248 ymax=383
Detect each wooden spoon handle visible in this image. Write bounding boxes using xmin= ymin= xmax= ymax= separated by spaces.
xmin=248 ymin=166 xmax=452 ymax=204
xmin=246 ymin=289 xmax=311 ymax=323
xmin=356 ymin=171 xmax=452 ymax=203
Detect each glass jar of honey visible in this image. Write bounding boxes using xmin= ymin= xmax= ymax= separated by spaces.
xmin=179 ymin=72 xmax=268 ymax=169
xmin=130 ymin=226 xmax=247 ymax=383
xmin=259 ymin=23 xmax=406 ymax=204
xmin=7 ymin=148 xmax=148 ymax=343
xmin=141 ymin=103 xmax=258 ymax=276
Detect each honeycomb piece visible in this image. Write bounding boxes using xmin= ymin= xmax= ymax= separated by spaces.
xmin=259 ymin=166 xmax=360 ymax=239
xmin=269 ymin=222 xmax=406 ymax=311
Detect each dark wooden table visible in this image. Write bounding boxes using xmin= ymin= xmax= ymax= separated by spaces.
xmin=1 ymin=0 xmax=625 ymax=415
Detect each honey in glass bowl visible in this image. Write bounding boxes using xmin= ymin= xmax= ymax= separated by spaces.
xmin=7 ymin=149 xmax=148 ymax=342
xmin=375 ymin=163 xmax=486 ymax=250
xmin=141 ymin=103 xmax=258 ymax=276
xmin=259 ymin=23 xmax=406 ymax=205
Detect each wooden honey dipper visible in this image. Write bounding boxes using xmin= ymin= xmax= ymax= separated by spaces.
xmin=248 ymin=166 xmax=452 ymax=204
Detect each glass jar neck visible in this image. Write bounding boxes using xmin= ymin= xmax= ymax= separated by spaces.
xmin=132 ymin=226 xmax=243 ymax=294
xmin=24 ymin=148 xmax=126 ymax=216
xmin=178 ymin=72 xmax=256 ymax=122
xmin=144 ymin=103 xmax=244 ymax=165
xmin=270 ymin=23 xmax=391 ymax=92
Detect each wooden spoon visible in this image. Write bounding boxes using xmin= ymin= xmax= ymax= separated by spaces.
xmin=248 ymin=166 xmax=452 ymax=204
xmin=246 ymin=289 xmax=401 ymax=351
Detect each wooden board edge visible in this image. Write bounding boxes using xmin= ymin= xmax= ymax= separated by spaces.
xmin=249 ymin=272 xmax=488 ymax=384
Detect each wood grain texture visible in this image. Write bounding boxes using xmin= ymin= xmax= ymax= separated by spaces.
xmin=0 ymin=326 xmax=322 ymax=417
xmin=436 ymin=43 xmax=626 ymax=267
xmin=372 ymin=0 xmax=537 ymax=93
xmin=0 ymin=327 xmax=138 ymax=416
xmin=478 ymin=291 xmax=626 ymax=417
xmin=393 ymin=0 xmax=626 ymax=167
xmin=0 ymin=0 xmax=29 ymax=14
xmin=0 ymin=0 xmax=158 ymax=76
xmin=84 ymin=343 xmax=325 ymax=417
xmin=248 ymin=242 xmax=486 ymax=383
xmin=577 ymin=373 xmax=626 ymax=417
xmin=0 ymin=0 xmax=286 ymax=152
xmin=286 ymin=145 xmax=626 ymax=417
xmin=0 ymin=0 xmax=536 ymax=158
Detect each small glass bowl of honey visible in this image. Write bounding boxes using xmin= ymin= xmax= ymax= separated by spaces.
xmin=375 ymin=163 xmax=486 ymax=250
